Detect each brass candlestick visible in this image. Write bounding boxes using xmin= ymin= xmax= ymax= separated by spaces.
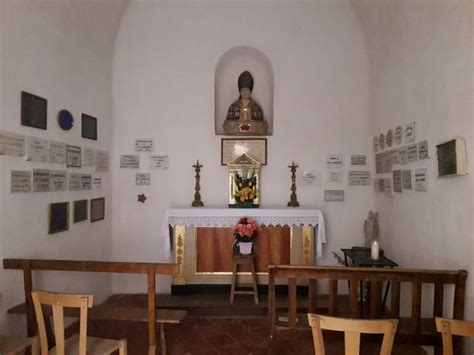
xmin=192 ymin=160 xmax=204 ymax=207
xmin=287 ymin=161 xmax=300 ymax=207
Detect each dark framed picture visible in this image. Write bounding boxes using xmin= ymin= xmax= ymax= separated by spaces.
xmin=436 ymin=138 xmax=468 ymax=177
xmin=73 ymin=199 xmax=88 ymax=223
xmin=90 ymin=197 xmax=105 ymax=222
xmin=221 ymin=138 xmax=267 ymax=165
xmin=81 ymin=114 xmax=97 ymax=140
xmin=48 ymin=202 xmax=69 ymax=234
xmin=21 ymin=91 xmax=47 ymax=130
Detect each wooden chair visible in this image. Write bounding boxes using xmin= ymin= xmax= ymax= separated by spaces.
xmin=0 ymin=334 xmax=39 ymax=354
xmin=230 ymin=253 xmax=259 ymax=304
xmin=32 ymin=291 xmax=127 ymax=355
xmin=307 ymin=314 xmax=398 ymax=355
xmin=435 ymin=317 xmax=474 ymax=355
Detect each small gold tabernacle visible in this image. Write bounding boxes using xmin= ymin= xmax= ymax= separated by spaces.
xmin=227 ymin=153 xmax=261 ymax=208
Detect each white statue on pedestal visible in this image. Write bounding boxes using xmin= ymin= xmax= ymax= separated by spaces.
xmin=364 ymin=211 xmax=379 ymax=247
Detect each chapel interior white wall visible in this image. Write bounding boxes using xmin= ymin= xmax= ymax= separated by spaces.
xmin=352 ymin=0 xmax=473 ymax=349
xmin=4 ymin=0 xmax=470 ymax=343
xmin=111 ymin=0 xmax=373 ymax=293
xmin=0 ymin=0 xmax=127 ymax=335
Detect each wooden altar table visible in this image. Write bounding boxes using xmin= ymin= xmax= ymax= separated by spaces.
xmin=163 ymin=208 xmax=325 ymax=285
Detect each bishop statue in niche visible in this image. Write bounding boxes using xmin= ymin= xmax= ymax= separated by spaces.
xmin=223 ymin=71 xmax=268 ymax=136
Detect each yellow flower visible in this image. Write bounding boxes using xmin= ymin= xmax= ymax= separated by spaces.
xmin=239 ymin=187 xmax=252 ymax=202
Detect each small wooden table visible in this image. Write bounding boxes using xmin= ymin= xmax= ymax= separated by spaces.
xmin=229 ymin=253 xmax=259 ymax=304
xmin=341 ymin=247 xmax=398 ymax=268
xmin=341 ymin=247 xmax=398 ymax=316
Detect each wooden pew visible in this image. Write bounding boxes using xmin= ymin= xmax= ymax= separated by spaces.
xmin=268 ymin=264 xmax=467 ymax=354
xmin=3 ymin=258 xmax=187 ymax=355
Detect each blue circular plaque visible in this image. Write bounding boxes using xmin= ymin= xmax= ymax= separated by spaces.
xmin=57 ymin=110 xmax=74 ymax=130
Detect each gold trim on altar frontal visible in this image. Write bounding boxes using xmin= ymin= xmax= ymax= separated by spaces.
xmin=173 ymin=224 xmax=316 ymax=286
xmin=303 ymin=226 xmax=314 ymax=266
xmin=290 ymin=227 xmax=294 ymax=264
xmin=173 ymin=225 xmax=186 ymax=285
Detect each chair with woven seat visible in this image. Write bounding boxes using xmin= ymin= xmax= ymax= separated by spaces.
xmin=32 ymin=290 xmax=127 ymax=355
xmin=435 ymin=317 xmax=474 ymax=355
xmin=307 ymin=314 xmax=398 ymax=355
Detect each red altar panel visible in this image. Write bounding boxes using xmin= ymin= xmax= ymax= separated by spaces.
xmin=196 ymin=227 xmax=291 ymax=273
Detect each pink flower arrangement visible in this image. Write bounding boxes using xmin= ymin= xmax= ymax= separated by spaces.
xmin=234 ymin=217 xmax=261 ymax=238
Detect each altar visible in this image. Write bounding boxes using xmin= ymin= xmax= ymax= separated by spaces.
xmin=163 ymin=208 xmax=325 ymax=287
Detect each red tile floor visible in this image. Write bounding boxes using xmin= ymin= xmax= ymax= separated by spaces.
xmin=83 ymin=293 xmax=428 ymax=354
xmin=87 ymin=318 xmax=428 ymax=355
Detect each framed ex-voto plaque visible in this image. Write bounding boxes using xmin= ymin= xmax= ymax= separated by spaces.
xmin=73 ymin=199 xmax=88 ymax=223
xmin=90 ymin=197 xmax=105 ymax=222
xmin=48 ymin=202 xmax=69 ymax=234
xmin=221 ymin=138 xmax=267 ymax=165
xmin=21 ymin=91 xmax=47 ymax=130
xmin=82 ymin=114 xmax=97 ymax=140
xmin=436 ymin=138 xmax=468 ymax=177
xmin=66 ymin=145 xmax=82 ymax=168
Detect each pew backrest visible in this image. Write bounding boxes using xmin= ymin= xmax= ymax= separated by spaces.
xmin=3 ymin=258 xmax=179 ymax=353
xmin=268 ymin=265 xmax=467 ymax=328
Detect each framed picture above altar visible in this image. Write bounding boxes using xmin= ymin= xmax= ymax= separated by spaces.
xmin=221 ymin=138 xmax=267 ymax=165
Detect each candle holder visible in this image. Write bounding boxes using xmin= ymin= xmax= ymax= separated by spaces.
xmin=287 ymin=161 xmax=300 ymax=207
xmin=192 ymin=160 xmax=204 ymax=207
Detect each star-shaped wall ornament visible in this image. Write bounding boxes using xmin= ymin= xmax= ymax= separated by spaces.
xmin=137 ymin=194 xmax=147 ymax=203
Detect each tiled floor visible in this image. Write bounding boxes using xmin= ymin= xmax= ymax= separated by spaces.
xmin=83 ymin=293 xmax=428 ymax=354
xmin=88 ymin=318 xmax=270 ymax=355
xmin=87 ymin=318 xmax=428 ymax=355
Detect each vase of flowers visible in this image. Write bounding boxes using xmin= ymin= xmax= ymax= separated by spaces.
xmin=232 ymin=173 xmax=259 ymax=208
xmin=232 ymin=217 xmax=260 ymax=255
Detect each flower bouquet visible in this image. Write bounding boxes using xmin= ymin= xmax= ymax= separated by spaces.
xmin=233 ymin=173 xmax=258 ymax=208
xmin=232 ymin=217 xmax=261 ymax=255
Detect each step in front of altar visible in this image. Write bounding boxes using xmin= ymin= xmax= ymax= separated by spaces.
xmin=100 ymin=293 xmax=350 ymax=320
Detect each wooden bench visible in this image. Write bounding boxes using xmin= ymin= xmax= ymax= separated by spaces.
xmin=3 ymin=258 xmax=187 ymax=355
xmin=268 ymin=264 xmax=467 ymax=354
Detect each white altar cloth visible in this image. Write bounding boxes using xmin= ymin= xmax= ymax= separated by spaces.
xmin=163 ymin=208 xmax=326 ymax=259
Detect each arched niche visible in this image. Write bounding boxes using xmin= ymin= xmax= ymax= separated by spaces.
xmin=215 ymin=46 xmax=274 ymax=135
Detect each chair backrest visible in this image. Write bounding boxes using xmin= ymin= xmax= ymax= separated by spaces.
xmin=307 ymin=314 xmax=398 ymax=355
xmin=31 ymin=291 xmax=93 ymax=355
xmin=435 ymin=317 xmax=474 ymax=355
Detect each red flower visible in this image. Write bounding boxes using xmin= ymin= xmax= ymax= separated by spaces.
xmin=234 ymin=217 xmax=260 ymax=238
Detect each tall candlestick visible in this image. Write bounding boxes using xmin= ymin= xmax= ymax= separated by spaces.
xmin=192 ymin=160 xmax=204 ymax=207
xmin=287 ymin=161 xmax=300 ymax=207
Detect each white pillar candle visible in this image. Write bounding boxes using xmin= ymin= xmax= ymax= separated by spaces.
xmin=371 ymin=240 xmax=379 ymax=260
